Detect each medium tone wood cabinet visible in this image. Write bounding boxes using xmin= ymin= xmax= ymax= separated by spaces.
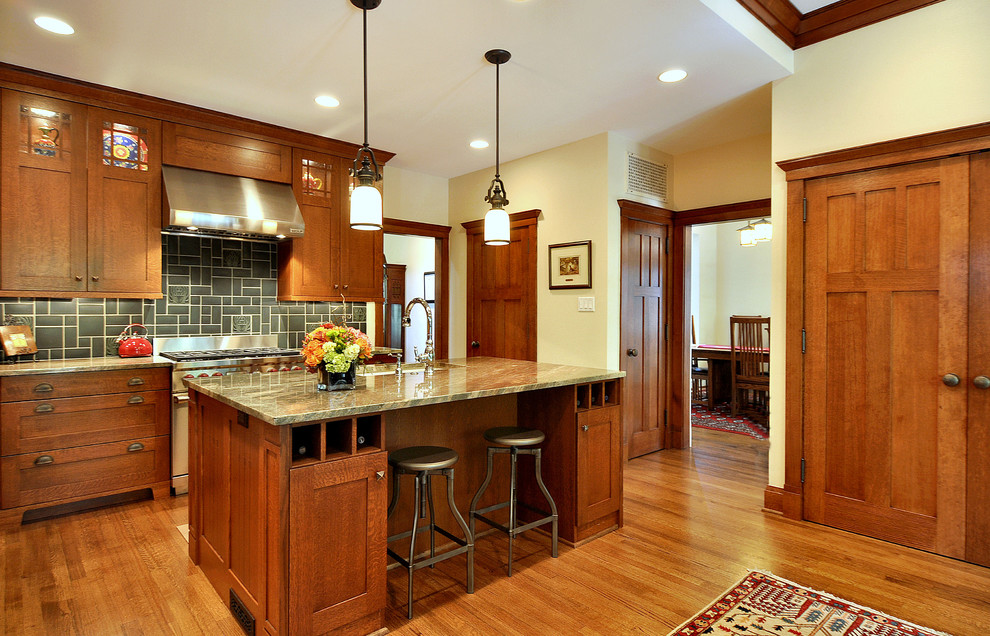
xmin=162 ymin=122 xmax=291 ymax=183
xmin=0 ymin=368 xmax=171 ymax=521
xmin=0 ymin=89 xmax=162 ymax=298
xmin=278 ymin=148 xmax=384 ymax=303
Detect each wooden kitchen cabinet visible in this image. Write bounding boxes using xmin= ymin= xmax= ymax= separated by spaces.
xmin=278 ymin=148 xmax=384 ymax=302
xmin=162 ymin=122 xmax=291 ymax=183
xmin=0 ymin=90 xmax=162 ymax=298
xmin=0 ymin=367 xmax=171 ymax=522
xmin=576 ymin=405 xmax=622 ymax=526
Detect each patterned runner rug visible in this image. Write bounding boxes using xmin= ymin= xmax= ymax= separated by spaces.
xmin=669 ymin=571 xmax=951 ymax=636
xmin=691 ymin=403 xmax=768 ymax=440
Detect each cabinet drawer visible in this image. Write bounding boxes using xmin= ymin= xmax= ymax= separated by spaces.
xmin=0 ymin=368 xmax=169 ymax=401
xmin=1 ymin=435 xmax=169 ymax=509
xmin=1 ymin=390 xmax=170 ymax=455
xmin=163 ymin=122 xmax=291 ymax=183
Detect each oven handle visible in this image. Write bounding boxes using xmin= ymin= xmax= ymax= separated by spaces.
xmin=173 ymin=393 xmax=190 ymax=404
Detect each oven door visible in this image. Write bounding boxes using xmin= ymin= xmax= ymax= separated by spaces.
xmin=172 ymin=392 xmax=189 ymax=495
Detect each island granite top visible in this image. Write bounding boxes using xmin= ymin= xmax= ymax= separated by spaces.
xmin=184 ymin=357 xmax=624 ymax=426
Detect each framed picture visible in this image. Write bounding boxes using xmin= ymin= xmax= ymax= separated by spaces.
xmin=423 ymin=271 xmax=436 ymax=302
xmin=548 ymin=241 xmax=592 ymax=289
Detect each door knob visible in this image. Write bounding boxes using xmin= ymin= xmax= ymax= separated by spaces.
xmin=975 ymin=375 xmax=990 ymax=390
xmin=471 ymin=341 xmax=480 ymax=349
xmin=626 ymin=349 xmax=638 ymax=357
xmin=942 ymin=373 xmax=960 ymax=387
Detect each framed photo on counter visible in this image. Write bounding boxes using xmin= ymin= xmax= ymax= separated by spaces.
xmin=548 ymin=241 xmax=592 ymax=289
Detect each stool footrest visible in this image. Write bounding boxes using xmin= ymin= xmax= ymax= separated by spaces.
xmin=387 ymin=525 xmax=471 ymax=571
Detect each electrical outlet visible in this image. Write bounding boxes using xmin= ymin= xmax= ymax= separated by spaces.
xmin=578 ymin=297 xmax=595 ymax=312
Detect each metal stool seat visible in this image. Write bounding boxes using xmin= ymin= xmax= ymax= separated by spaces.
xmin=386 ymin=445 xmax=474 ymax=619
xmin=483 ymin=426 xmax=546 ymax=447
xmin=469 ymin=426 xmax=558 ymax=576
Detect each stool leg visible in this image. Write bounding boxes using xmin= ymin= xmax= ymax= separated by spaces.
xmin=407 ymin=473 xmax=422 ymax=619
xmin=507 ymin=446 xmax=518 ymax=577
xmin=386 ymin=466 xmax=401 ymax=520
xmin=469 ymin=447 xmax=495 ymax=541
xmin=444 ymin=468 xmax=474 ymax=594
xmin=533 ymin=448 xmax=559 ymax=558
xmin=426 ymin=472 xmax=436 ymax=568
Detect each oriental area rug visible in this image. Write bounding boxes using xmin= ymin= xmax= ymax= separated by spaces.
xmin=691 ymin=404 xmax=768 ymax=440
xmin=668 ymin=571 xmax=951 ymax=636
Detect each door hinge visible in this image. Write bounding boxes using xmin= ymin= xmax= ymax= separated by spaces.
xmin=801 ymin=458 xmax=806 ymax=483
xmin=803 ymin=197 xmax=808 ymax=222
xmin=665 ymin=236 xmax=670 ymax=254
xmin=801 ymin=328 xmax=806 ymax=353
xmin=663 ymin=409 xmax=668 ymax=428
xmin=664 ymin=323 xmax=669 ymax=342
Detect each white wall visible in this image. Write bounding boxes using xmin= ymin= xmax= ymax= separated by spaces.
xmin=767 ymin=0 xmax=990 ymax=486
xmin=383 ymin=234 xmax=435 ymax=362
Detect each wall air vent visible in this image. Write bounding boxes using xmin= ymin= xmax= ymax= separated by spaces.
xmin=229 ymin=588 xmax=256 ymax=635
xmin=626 ymin=153 xmax=668 ymax=202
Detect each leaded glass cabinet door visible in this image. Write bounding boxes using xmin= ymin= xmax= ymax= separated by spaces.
xmin=86 ymin=108 xmax=162 ymax=295
xmin=0 ymin=89 xmax=88 ymax=292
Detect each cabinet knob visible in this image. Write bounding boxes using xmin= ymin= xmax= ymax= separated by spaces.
xmin=334 ymin=284 xmax=339 ymax=289
xmin=127 ymin=442 xmax=145 ymax=452
xmin=471 ymin=341 xmax=480 ymax=349
xmin=75 ymin=275 xmax=83 ymax=281
xmin=91 ymin=275 xmax=100 ymax=281
xmin=975 ymin=375 xmax=990 ymax=390
xmin=34 ymin=455 xmax=54 ymax=466
xmin=376 ymin=470 xmax=385 ymax=481
xmin=942 ymin=373 xmax=960 ymax=387
xmin=582 ymin=424 xmax=589 ymax=432
xmin=343 ymin=284 xmax=349 ymax=289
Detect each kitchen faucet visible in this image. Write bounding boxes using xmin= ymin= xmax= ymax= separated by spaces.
xmin=402 ymin=297 xmax=434 ymax=376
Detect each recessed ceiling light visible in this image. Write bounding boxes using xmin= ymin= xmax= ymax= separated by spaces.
xmin=315 ymin=95 xmax=340 ymax=108
xmin=658 ymin=69 xmax=687 ymax=83
xmin=470 ymin=140 xmax=489 ymax=149
xmin=34 ymin=16 xmax=74 ymax=35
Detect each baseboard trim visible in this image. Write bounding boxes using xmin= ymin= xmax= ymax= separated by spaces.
xmin=763 ymin=485 xmax=785 ymax=514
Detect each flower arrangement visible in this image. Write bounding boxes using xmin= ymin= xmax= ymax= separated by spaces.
xmin=301 ymin=322 xmax=373 ymax=373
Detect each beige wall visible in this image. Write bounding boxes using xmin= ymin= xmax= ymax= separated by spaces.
xmin=672 ymin=133 xmax=771 ymax=210
xmin=383 ymin=165 xmax=449 ymax=226
xmin=768 ymin=0 xmax=990 ymax=486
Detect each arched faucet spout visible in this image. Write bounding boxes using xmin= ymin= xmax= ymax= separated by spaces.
xmin=402 ymin=298 xmax=434 ymax=375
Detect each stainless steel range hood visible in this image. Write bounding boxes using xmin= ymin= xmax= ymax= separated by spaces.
xmin=162 ymin=165 xmax=304 ymax=241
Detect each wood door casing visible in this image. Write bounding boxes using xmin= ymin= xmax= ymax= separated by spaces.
xmin=462 ymin=210 xmax=538 ymax=361
xmin=620 ymin=215 xmax=670 ymax=458
xmin=803 ymin=157 xmax=969 ymax=557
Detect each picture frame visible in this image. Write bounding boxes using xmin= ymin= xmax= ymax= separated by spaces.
xmin=548 ymin=241 xmax=592 ymax=289
xmin=423 ymin=271 xmax=436 ymax=302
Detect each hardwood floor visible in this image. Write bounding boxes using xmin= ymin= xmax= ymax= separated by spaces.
xmin=3 ymin=427 xmax=988 ymax=635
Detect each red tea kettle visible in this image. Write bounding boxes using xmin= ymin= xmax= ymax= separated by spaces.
xmin=116 ymin=324 xmax=153 ymax=357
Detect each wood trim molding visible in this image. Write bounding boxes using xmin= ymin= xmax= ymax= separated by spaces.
xmin=617 ymin=199 xmax=675 ymax=223
xmin=0 ymin=62 xmax=395 ymax=163
xmin=735 ymin=0 xmax=945 ymax=50
xmin=382 ymin=217 xmax=451 ymax=360
xmin=777 ymin=121 xmax=990 ymax=180
xmin=461 ymin=209 xmax=541 ymax=233
xmin=763 ymin=485 xmax=786 ymax=514
xmin=674 ymin=198 xmax=771 ymax=226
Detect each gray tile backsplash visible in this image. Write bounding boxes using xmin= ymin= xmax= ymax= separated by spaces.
xmin=0 ymin=235 xmax=367 ymax=361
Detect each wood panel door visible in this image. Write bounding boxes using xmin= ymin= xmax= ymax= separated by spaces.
xmin=620 ymin=217 xmax=669 ymax=458
xmin=87 ymin=109 xmax=162 ymax=295
xmin=803 ymin=157 xmax=969 ymax=557
xmin=463 ymin=210 xmax=538 ymax=360
xmin=0 ymin=90 xmax=88 ymax=292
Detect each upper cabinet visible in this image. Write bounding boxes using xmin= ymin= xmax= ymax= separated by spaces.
xmin=163 ymin=123 xmax=291 ymax=183
xmin=279 ymin=149 xmax=383 ymax=303
xmin=0 ymin=90 xmax=162 ymax=298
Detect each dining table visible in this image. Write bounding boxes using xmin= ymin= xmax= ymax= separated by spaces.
xmin=691 ymin=344 xmax=769 ymax=405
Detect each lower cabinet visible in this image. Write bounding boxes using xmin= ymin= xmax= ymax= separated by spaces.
xmin=0 ymin=368 xmax=171 ymax=519
xmin=289 ymin=452 xmax=387 ymax=635
xmin=576 ymin=406 xmax=622 ymax=527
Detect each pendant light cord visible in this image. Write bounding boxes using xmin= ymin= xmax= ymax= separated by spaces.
xmin=362 ymin=7 xmax=369 ymax=148
xmin=495 ymin=61 xmax=500 ymax=179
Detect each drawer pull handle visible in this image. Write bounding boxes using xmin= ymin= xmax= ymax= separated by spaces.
xmin=33 ymin=383 xmax=54 ymax=393
xmin=34 ymin=403 xmax=54 ymax=414
xmin=127 ymin=443 xmax=145 ymax=452
xmin=34 ymin=455 xmax=54 ymax=466
xmin=127 ymin=395 xmax=145 ymax=405
xmin=127 ymin=377 xmax=145 ymax=386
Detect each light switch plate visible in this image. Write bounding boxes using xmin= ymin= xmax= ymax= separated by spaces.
xmin=578 ymin=297 xmax=595 ymax=312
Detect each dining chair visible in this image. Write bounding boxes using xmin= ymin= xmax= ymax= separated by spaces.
xmin=729 ymin=315 xmax=770 ymax=423
xmin=690 ymin=316 xmax=712 ymax=408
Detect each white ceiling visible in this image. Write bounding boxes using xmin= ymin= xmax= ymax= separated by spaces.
xmin=790 ymin=0 xmax=842 ymax=13
xmin=0 ymin=0 xmax=791 ymax=178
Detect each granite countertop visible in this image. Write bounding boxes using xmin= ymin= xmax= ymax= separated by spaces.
xmin=0 ymin=355 xmax=174 ymax=376
xmin=185 ymin=357 xmax=624 ymax=426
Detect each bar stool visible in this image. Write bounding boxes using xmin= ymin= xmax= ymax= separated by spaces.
xmin=386 ymin=445 xmax=474 ymax=619
xmin=469 ymin=427 xmax=558 ymax=576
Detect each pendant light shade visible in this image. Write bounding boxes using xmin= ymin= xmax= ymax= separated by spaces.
xmin=483 ymin=49 xmax=512 ymax=246
xmin=349 ymin=0 xmax=382 ymax=231
xmin=752 ymin=217 xmax=773 ymax=242
xmin=737 ymin=221 xmax=757 ymax=247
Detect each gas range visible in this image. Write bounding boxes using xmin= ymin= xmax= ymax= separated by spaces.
xmin=155 ymin=336 xmax=307 ymax=391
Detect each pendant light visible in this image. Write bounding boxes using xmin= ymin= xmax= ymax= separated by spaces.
xmin=752 ymin=217 xmax=773 ymax=242
xmin=349 ymin=0 xmax=383 ymax=231
xmin=483 ymin=49 xmax=512 ymax=246
xmin=737 ymin=221 xmax=757 ymax=247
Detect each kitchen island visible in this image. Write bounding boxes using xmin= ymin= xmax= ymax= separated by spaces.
xmin=185 ymin=357 xmax=623 ymax=636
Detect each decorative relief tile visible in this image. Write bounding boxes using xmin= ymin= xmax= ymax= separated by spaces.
xmin=231 ymin=315 xmax=252 ymax=333
xmin=168 ymin=285 xmax=190 ymax=304
xmin=222 ymin=250 xmax=242 ymax=267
